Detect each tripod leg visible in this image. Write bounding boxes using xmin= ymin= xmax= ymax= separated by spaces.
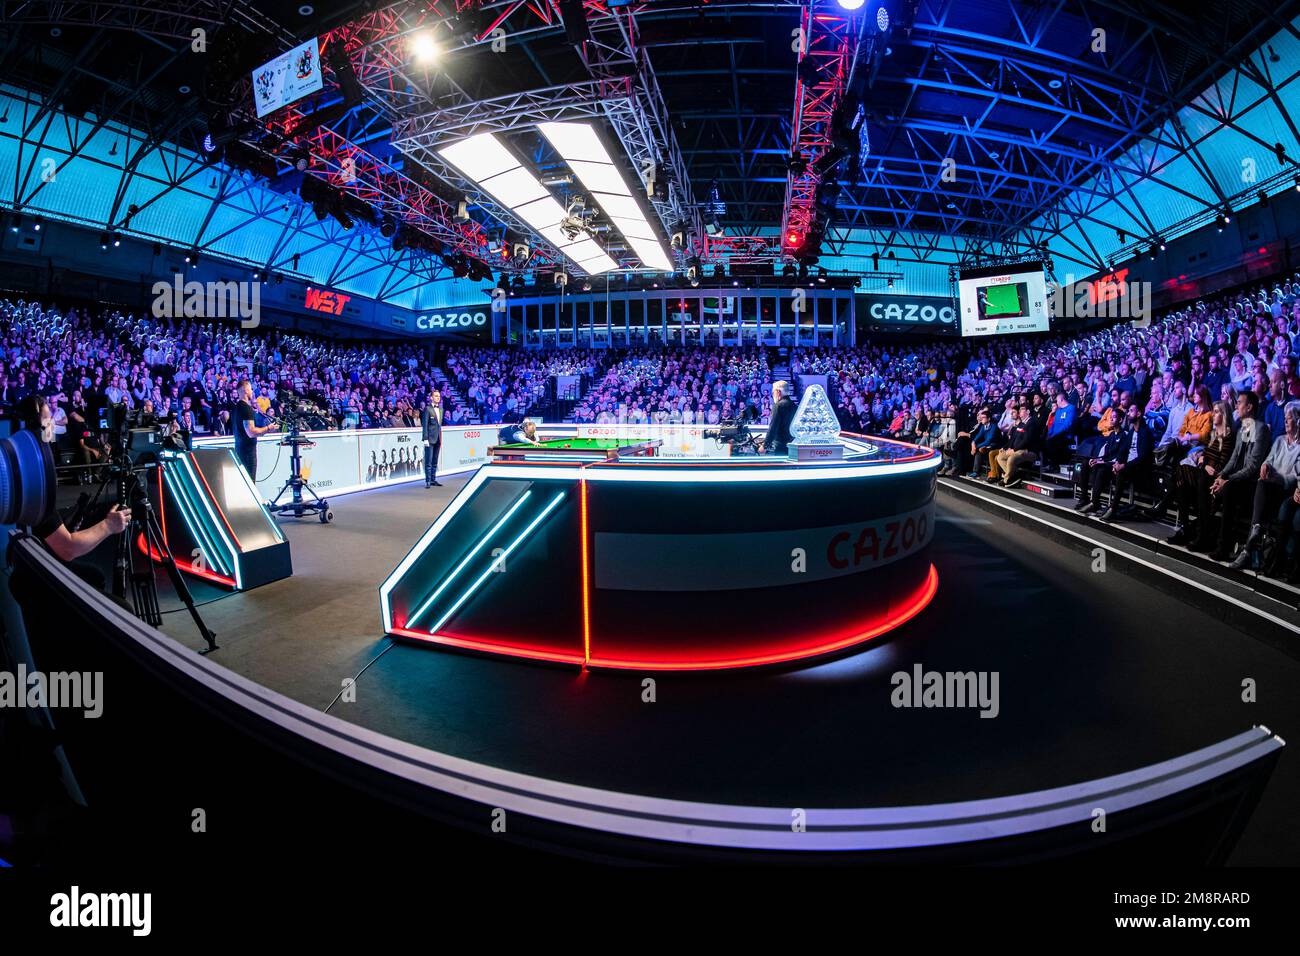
xmin=144 ymin=510 xmax=218 ymax=653
xmin=124 ymin=523 xmax=162 ymax=627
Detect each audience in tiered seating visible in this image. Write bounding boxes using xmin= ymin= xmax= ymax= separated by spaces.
xmin=571 ymin=347 xmax=773 ymax=424
xmin=443 ymin=346 xmax=603 ymax=423
xmin=0 ymin=298 xmax=456 ymax=452
xmin=7 ymin=268 xmax=1300 ymax=580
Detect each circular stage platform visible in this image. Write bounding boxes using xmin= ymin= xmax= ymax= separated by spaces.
xmin=153 ymin=475 xmax=1300 ymax=864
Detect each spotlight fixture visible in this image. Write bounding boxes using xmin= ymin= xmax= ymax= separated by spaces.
xmin=1258 ymin=189 xmax=1269 ymax=208
xmin=713 ymin=264 xmax=725 ymax=278
xmin=554 ymin=271 xmax=569 ymax=288
xmin=33 ymin=217 xmax=41 ymax=232
xmin=9 ymin=214 xmax=20 ymax=232
xmin=582 ymin=279 xmax=592 ymax=292
xmin=99 ymin=232 xmax=110 ymax=250
xmin=837 ymin=0 xmax=865 ymax=10
xmin=409 ymin=30 xmax=439 ymax=64
xmin=379 ymin=215 xmax=397 ymax=238
xmin=781 ymin=263 xmax=797 ymax=278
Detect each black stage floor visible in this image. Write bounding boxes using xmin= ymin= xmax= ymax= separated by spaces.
xmin=149 ymin=477 xmax=1300 ymax=865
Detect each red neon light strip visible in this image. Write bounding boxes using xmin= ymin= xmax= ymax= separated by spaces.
xmin=392 ymin=565 xmax=938 ymax=671
xmin=189 ymin=455 xmax=244 ymax=550
xmin=580 ymin=467 xmax=592 ymax=666
xmin=137 ymin=534 xmax=237 ymax=588
xmin=389 ymin=627 xmax=587 ymax=666
xmin=588 ymin=565 xmax=938 ymax=671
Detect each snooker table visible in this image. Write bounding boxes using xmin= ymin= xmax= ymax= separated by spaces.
xmin=489 ymin=437 xmax=663 ymax=461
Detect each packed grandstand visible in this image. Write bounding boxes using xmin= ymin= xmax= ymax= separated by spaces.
xmin=3 ymin=269 xmax=1298 ymax=579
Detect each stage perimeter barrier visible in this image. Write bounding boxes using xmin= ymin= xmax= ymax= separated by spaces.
xmin=6 ymin=532 xmax=1284 ymax=863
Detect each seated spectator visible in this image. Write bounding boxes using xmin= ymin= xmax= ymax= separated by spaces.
xmin=1170 ymin=401 xmax=1235 ymax=549
xmin=1094 ymin=403 xmax=1154 ymax=522
xmin=1230 ymin=400 xmax=1300 ymax=570
xmin=987 ymin=405 xmax=1040 ymax=488
xmin=1209 ymin=391 xmax=1271 ymax=562
xmin=967 ymin=407 xmax=998 ymax=478
xmin=1042 ymin=391 xmax=1076 ymax=469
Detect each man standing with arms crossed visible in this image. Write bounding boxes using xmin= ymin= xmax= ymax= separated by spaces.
xmin=422 ymin=389 xmax=443 ymax=488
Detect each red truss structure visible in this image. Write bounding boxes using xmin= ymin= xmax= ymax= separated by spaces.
xmin=781 ymin=3 xmax=858 ymax=260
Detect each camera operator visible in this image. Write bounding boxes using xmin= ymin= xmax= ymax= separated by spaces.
xmin=13 ymin=395 xmax=129 ymax=580
xmin=233 ymin=379 xmax=274 ymax=481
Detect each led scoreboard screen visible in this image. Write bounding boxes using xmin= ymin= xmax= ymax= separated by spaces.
xmin=957 ymin=262 xmax=1051 ymax=337
xmin=252 ymin=38 xmax=324 ymax=118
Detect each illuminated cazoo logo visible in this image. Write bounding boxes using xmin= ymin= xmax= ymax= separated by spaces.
xmin=416 ymin=311 xmax=488 ymax=331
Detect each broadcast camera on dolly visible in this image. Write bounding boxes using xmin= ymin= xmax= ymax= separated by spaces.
xmin=80 ymin=402 xmax=218 ymax=652
xmin=266 ymin=393 xmax=333 ymax=523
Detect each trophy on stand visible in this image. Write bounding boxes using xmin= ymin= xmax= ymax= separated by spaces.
xmin=786 ymin=383 xmax=845 ymax=461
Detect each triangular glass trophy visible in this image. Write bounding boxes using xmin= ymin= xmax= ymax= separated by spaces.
xmin=787 ymin=383 xmax=844 ymax=460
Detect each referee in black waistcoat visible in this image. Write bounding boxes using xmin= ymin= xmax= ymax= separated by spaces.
xmin=421 ymin=390 xmax=443 ymax=487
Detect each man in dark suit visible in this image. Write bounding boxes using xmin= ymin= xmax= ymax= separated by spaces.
xmin=1098 ymin=403 xmax=1154 ymax=522
xmin=421 ymin=390 xmax=443 ymax=488
xmin=765 ymin=380 xmax=796 ymax=455
xmin=1210 ymin=390 xmax=1271 ymax=561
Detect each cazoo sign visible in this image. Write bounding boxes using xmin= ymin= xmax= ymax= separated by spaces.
xmin=416 ymin=310 xmax=489 ymax=332
xmin=857 ymin=293 xmax=957 ymax=334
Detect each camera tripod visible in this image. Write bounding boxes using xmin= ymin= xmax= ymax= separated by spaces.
xmin=267 ymin=416 xmax=332 ymax=522
xmin=81 ymin=458 xmax=218 ymax=653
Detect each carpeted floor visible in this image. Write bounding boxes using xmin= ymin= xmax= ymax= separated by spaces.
xmin=146 ymin=475 xmax=1300 ymax=864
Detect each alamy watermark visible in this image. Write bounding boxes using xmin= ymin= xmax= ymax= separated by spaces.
xmin=0 ymin=664 xmax=102 ymax=718
xmin=1048 ymin=270 xmax=1151 ymax=322
xmin=890 ymin=664 xmax=999 ymax=718
xmin=151 ymin=273 xmax=261 ymax=328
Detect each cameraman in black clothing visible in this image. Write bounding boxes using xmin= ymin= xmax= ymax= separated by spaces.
xmin=13 ymin=395 xmax=130 ymax=577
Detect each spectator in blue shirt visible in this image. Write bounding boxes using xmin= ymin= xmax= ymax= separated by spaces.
xmin=1042 ymin=391 xmax=1077 ymax=469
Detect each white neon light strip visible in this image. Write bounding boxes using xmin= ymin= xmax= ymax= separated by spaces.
xmin=179 ymin=455 xmax=243 ymax=588
xmin=379 ymin=469 xmax=492 ymax=629
xmin=481 ymin=455 xmax=941 ymax=484
xmin=537 ymin=121 xmax=675 ymax=273
xmin=164 ymin=468 xmax=235 ymax=582
xmin=436 ymin=132 xmax=617 ymax=275
xmin=428 ymin=491 xmax=565 ymax=634
xmin=406 ymin=490 xmax=533 ymax=628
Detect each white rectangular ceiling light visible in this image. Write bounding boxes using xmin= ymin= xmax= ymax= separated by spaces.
xmin=436 ymin=131 xmax=616 ymax=276
xmin=537 ymin=121 xmax=675 ymax=273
